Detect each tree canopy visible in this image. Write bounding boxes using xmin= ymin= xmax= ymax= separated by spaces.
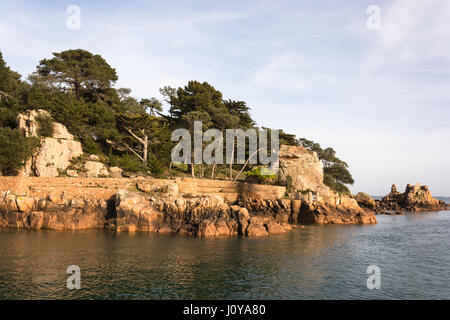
xmin=34 ymin=49 xmax=118 ymax=102
xmin=0 ymin=48 xmax=355 ymax=193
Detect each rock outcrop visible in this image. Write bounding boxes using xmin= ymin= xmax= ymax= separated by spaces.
xmin=0 ymin=188 xmax=293 ymax=236
xmin=0 ymin=190 xmax=108 ymax=230
xmin=239 ymin=195 xmax=376 ymax=225
xmin=354 ymin=192 xmax=377 ymax=210
xmin=0 ymin=138 xmax=380 ymax=234
xmin=18 ymin=110 xmax=83 ymax=177
xmin=278 ymin=145 xmax=329 ymax=194
xmin=380 ymin=183 xmax=446 ymax=212
xmin=356 ymin=183 xmax=447 ymax=214
xmin=112 ymin=190 xmax=293 ymax=236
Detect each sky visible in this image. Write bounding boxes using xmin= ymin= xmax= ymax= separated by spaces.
xmin=0 ymin=0 xmax=449 ymax=196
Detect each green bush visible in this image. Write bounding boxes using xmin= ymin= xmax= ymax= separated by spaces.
xmin=244 ymin=167 xmax=277 ymax=185
xmin=0 ymin=127 xmax=38 ymax=175
xmin=81 ymin=135 xmax=104 ymax=155
xmin=35 ymin=114 xmax=54 ymax=137
xmin=147 ymin=154 xmax=165 ymax=176
xmin=108 ymin=153 xmax=147 ymax=173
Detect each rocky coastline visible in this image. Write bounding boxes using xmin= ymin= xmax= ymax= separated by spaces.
xmin=0 ymin=181 xmax=378 ymax=236
xmin=2 ymin=111 xmax=446 ymax=237
xmin=0 ymin=114 xmax=378 ymax=236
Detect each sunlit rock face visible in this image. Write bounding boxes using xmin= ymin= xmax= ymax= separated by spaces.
xmin=277 ymin=144 xmax=377 ymax=224
xmin=113 ymin=190 xmax=291 ymax=236
xmin=17 ymin=110 xmax=83 ymax=178
xmin=278 ymin=145 xmax=330 ymax=195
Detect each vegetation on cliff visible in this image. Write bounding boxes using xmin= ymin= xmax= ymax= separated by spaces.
xmin=0 ymin=49 xmax=354 ymax=193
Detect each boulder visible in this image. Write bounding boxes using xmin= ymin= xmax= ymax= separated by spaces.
xmin=84 ymin=161 xmax=109 ymax=178
xmin=33 ymin=138 xmax=83 ymax=177
xmin=355 ymin=192 xmax=377 ymax=210
xmin=199 ymin=219 xmax=220 ymax=236
xmin=246 ymin=217 xmax=268 ymax=236
xmin=52 ymin=123 xmax=74 ymax=140
xmin=15 ymin=197 xmax=35 ymax=212
xmin=265 ymin=220 xmax=286 ymax=234
xmin=88 ymin=155 xmax=100 ymax=161
xmin=17 ymin=109 xmax=51 ymax=137
xmin=109 ymin=166 xmax=123 ymax=178
xmin=66 ymin=169 xmax=78 ymax=177
xmin=236 ymin=207 xmax=250 ymax=234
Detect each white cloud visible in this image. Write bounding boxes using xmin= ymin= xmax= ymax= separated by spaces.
xmin=362 ymin=0 xmax=450 ymax=71
xmin=251 ymin=53 xmax=336 ymax=91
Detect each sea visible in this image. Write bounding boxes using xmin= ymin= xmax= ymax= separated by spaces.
xmin=0 ymin=203 xmax=449 ymax=299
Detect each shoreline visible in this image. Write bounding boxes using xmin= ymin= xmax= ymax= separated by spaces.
xmin=1 ymin=178 xmax=446 ymax=237
xmin=0 ymin=176 xmax=377 ymax=237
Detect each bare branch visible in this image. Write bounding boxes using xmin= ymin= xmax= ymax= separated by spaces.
xmin=233 ymin=147 xmax=264 ymax=182
xmin=125 ymin=127 xmax=145 ymax=144
xmin=106 ymin=139 xmax=144 ymax=161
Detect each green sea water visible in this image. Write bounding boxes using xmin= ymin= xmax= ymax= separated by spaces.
xmin=0 ymin=210 xmax=449 ymax=299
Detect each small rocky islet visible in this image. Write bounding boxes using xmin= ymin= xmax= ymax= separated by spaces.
xmin=355 ymin=183 xmax=448 ymax=215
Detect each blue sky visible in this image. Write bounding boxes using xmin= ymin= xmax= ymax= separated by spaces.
xmin=1 ymin=0 xmax=449 ymax=196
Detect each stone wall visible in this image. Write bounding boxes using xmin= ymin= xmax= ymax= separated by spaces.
xmin=0 ymin=177 xmax=286 ymax=201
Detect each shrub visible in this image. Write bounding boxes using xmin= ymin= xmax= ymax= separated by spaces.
xmin=244 ymin=167 xmax=277 ymax=185
xmin=81 ymin=135 xmax=104 ymax=155
xmin=35 ymin=114 xmax=54 ymax=137
xmin=0 ymin=127 xmax=38 ymax=175
xmin=108 ymin=153 xmax=147 ymax=173
xmin=147 ymin=154 xmax=165 ymax=176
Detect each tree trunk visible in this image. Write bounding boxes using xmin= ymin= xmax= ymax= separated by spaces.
xmin=211 ymin=162 xmax=216 ymax=179
xmin=74 ymin=80 xmax=81 ymax=99
xmin=233 ymin=148 xmax=262 ymax=182
xmin=143 ymin=134 xmax=148 ymax=165
xmin=229 ymin=147 xmax=234 ymax=180
xmin=191 ymin=164 xmax=195 ymax=178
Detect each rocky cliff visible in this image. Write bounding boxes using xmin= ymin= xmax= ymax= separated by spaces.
xmin=278 ymin=145 xmax=329 ymax=194
xmin=17 ymin=110 xmax=121 ymax=178
xmin=0 ymin=190 xmax=108 ymax=230
xmin=18 ymin=110 xmax=83 ymax=177
xmin=277 ymin=144 xmax=376 ymax=224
